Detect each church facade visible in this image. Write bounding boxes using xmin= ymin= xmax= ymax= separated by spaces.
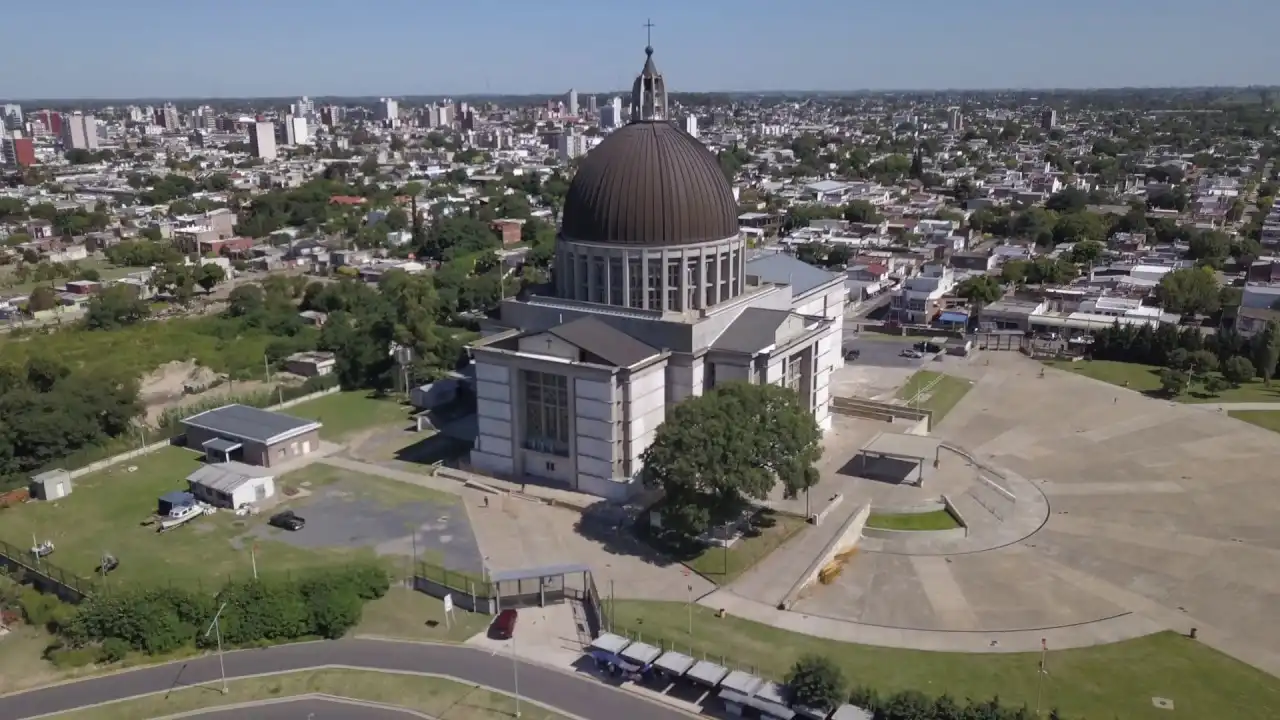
xmin=467 ymin=45 xmax=846 ymax=500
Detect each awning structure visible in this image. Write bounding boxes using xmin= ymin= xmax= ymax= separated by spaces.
xmin=939 ymin=311 xmax=969 ymax=324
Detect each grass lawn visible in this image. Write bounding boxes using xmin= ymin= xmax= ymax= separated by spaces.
xmin=1044 ymin=359 xmax=1280 ymax=404
xmin=608 ymin=601 xmax=1280 ymax=720
xmin=1229 ymin=410 xmax=1280 ymax=433
xmin=355 ymin=586 xmax=489 ymax=642
xmin=0 ymin=258 xmax=138 ymax=297
xmin=865 ymin=509 xmax=960 ymax=531
xmin=287 ymin=391 xmax=416 ymax=440
xmin=641 ymin=510 xmax=807 ymax=585
xmin=0 ymin=447 xmax=461 ymax=593
xmin=48 ymin=669 xmax=566 ymax=720
xmin=895 ymin=371 xmax=973 ymax=425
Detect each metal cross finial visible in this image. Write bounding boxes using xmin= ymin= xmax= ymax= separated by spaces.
xmin=644 ymin=19 xmax=655 ymax=48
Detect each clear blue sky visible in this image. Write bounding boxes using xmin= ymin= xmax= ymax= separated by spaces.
xmin=5 ymin=0 xmax=1279 ymax=99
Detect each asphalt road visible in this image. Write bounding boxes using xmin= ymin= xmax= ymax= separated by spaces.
xmin=0 ymin=639 xmax=691 ymax=720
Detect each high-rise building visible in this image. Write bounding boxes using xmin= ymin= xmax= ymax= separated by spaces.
xmin=588 ymin=95 xmax=598 ymax=115
xmin=284 ymin=115 xmax=308 ymax=145
xmin=2 ymin=133 xmax=36 ymax=167
xmin=61 ymin=113 xmax=99 ymax=150
xmin=683 ymin=114 xmax=698 ymax=138
xmin=1 ymin=104 xmax=22 ymax=131
xmin=293 ymin=96 xmax=314 ymax=120
xmin=33 ymin=110 xmax=62 ymax=137
xmin=599 ymin=97 xmax=623 ymax=130
xmin=157 ymin=103 xmax=180 ymax=130
xmin=250 ymin=120 xmax=277 ymax=160
xmin=321 ymin=105 xmax=344 ymax=127
xmin=566 ymin=88 xmax=579 ymax=116
xmin=948 ymin=107 xmax=963 ymax=131
xmin=1041 ymin=108 xmax=1057 ymax=130
xmin=556 ymin=130 xmax=592 ymax=160
xmin=379 ymin=98 xmax=400 ymax=128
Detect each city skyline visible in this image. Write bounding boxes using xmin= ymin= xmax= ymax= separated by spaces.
xmin=2 ymin=0 xmax=1279 ymax=100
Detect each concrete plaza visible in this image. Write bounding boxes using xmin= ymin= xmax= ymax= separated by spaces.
xmin=713 ymin=352 xmax=1280 ymax=676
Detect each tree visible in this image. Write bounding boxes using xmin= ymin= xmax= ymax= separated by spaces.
xmin=640 ymin=382 xmax=822 ymax=539
xmin=955 ymin=275 xmax=1003 ymax=309
xmin=1045 ymin=187 xmax=1088 ymax=213
xmin=197 ymin=263 xmax=226 ymax=294
xmin=1223 ymin=356 xmax=1256 ymax=385
xmin=1159 ymin=367 xmax=1188 ymax=396
xmin=1068 ymin=240 xmax=1104 ymax=266
xmin=785 ymin=654 xmax=846 ymax=711
xmin=84 ymin=285 xmax=150 ymax=330
xmin=842 ymin=200 xmax=883 ymax=224
xmin=1155 ymin=267 xmax=1220 ymax=316
xmin=1252 ymin=320 xmax=1280 ymax=386
xmin=27 ymin=286 xmax=58 ymax=313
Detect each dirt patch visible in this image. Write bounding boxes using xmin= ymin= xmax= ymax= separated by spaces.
xmin=139 ymin=359 xmax=283 ymax=425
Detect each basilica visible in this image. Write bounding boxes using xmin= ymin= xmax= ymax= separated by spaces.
xmin=467 ymin=45 xmax=847 ymax=500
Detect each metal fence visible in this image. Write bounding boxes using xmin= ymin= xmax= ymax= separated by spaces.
xmin=415 ymin=560 xmax=494 ymax=598
xmin=0 ymin=538 xmax=95 ymax=603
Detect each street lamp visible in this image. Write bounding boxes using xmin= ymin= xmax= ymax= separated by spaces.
xmin=204 ymin=601 xmax=229 ymax=695
xmin=511 ymin=628 xmax=521 ymax=718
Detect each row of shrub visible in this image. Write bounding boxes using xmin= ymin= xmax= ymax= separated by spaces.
xmin=787 ymin=654 xmax=1074 ymax=720
xmin=3 ymin=563 xmax=389 ymax=668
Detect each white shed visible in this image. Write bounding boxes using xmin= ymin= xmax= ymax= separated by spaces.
xmin=186 ymin=461 xmax=275 ymax=509
xmin=29 ymin=469 xmax=73 ymax=501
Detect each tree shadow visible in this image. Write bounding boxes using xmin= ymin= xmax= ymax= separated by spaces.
xmin=571 ymin=502 xmax=684 ymax=569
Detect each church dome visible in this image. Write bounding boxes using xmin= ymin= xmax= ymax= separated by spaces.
xmin=561 ymin=121 xmax=740 ymax=247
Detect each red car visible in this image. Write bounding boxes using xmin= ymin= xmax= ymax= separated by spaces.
xmin=491 ymin=608 xmax=518 ymax=639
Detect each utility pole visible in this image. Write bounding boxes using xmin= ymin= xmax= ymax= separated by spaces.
xmin=263 ymin=354 xmax=271 ymax=383
xmin=250 ymin=544 xmax=258 ymax=580
xmin=511 ymin=626 xmax=521 ymax=717
xmin=204 ymin=602 xmax=229 ymax=695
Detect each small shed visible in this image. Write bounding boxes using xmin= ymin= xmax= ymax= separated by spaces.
xmin=29 ymin=469 xmax=73 ymax=501
xmin=186 ymin=462 xmax=275 ymax=509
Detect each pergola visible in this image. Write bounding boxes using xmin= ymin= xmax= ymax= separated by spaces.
xmin=856 ymin=432 xmax=944 ymax=486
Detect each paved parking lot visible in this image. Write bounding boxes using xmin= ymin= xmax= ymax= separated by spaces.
xmin=241 ymin=479 xmax=483 ymax=572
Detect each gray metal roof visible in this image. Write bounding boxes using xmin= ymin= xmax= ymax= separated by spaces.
xmin=746 ymin=252 xmax=841 ymax=299
xmin=182 ymin=404 xmax=321 ymax=445
xmin=545 ymin=316 xmax=660 ymax=367
xmin=201 ymin=437 xmax=242 ymax=453
xmin=831 ymin=705 xmax=875 ymax=720
xmin=686 ymin=659 xmax=729 ymax=686
xmin=720 ymin=670 xmax=763 ymax=695
xmin=489 ymin=563 xmax=590 ymax=583
xmin=562 ymin=121 xmax=740 ymax=247
xmin=618 ymin=641 xmax=662 ymax=665
xmin=186 ymin=461 xmax=271 ymax=493
xmin=652 ymin=650 xmax=695 ymax=675
xmin=711 ymin=308 xmax=794 ymax=354
xmin=588 ymin=633 xmax=631 ymax=654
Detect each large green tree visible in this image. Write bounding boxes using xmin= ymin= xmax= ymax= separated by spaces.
xmin=786 ymin=654 xmax=847 ymax=712
xmin=640 ymin=382 xmax=821 ymax=539
xmin=1155 ymin=266 xmax=1220 ymax=316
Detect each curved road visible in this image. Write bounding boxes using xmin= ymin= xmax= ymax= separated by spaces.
xmin=0 ymin=639 xmax=692 ymax=720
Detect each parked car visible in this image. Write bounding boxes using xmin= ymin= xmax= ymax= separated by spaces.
xmin=844 ymin=348 xmax=861 ymax=361
xmin=491 ymin=608 xmax=518 ymax=639
xmin=900 ymin=349 xmax=924 ymax=359
xmin=913 ymin=341 xmax=943 ymax=353
xmin=269 ymin=510 xmax=305 ymax=531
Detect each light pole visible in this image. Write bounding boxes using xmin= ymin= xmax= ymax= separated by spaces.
xmin=204 ymin=601 xmax=229 ymax=695
xmin=1034 ymin=637 xmax=1048 ymax=716
xmin=511 ymin=627 xmax=521 ymax=718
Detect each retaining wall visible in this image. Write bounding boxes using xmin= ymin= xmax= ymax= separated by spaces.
xmin=778 ymin=503 xmax=871 ymax=610
xmin=860 ymin=496 xmax=969 ymax=542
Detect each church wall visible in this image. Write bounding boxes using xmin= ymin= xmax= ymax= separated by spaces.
xmin=517 ymin=333 xmax=580 ymax=361
xmin=624 ymin=360 xmax=667 ymax=476
xmin=813 ymin=325 xmax=838 ymax=432
xmin=711 ymin=361 xmax=750 ymax=384
xmin=793 ymin=280 xmax=848 ymax=370
xmin=471 ymin=362 xmax=515 ymax=477
xmin=573 ymin=377 xmax=616 ymax=490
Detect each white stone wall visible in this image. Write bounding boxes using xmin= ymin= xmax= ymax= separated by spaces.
xmin=574 ymin=377 xmax=615 ymax=490
xmin=625 ymin=361 xmax=666 ymax=476
xmin=517 ymin=332 xmax=579 ymax=361
xmin=813 ymin=325 xmax=838 ymax=432
xmin=471 ymin=361 xmax=515 ymax=476
xmin=794 ymin=283 xmax=847 ymax=369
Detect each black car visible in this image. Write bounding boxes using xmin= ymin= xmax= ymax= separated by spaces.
xmin=269 ymin=510 xmax=305 ymax=531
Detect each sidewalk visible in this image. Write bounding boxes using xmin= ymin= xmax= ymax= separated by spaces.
xmin=1190 ymin=402 xmax=1280 ymax=412
xmin=697 ymin=589 xmax=1167 ymax=653
xmin=724 ymin=501 xmax=861 ymax=608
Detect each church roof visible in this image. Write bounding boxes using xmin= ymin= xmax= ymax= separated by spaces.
xmin=745 ymin=252 xmax=842 ymax=299
xmin=560 ymin=121 xmax=739 ymax=247
xmin=711 ymin=308 xmax=796 ymax=355
xmin=546 ymin=316 xmax=660 ymax=367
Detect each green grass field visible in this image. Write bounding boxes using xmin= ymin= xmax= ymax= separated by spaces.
xmin=1044 ymin=359 xmax=1280 ymax=404
xmin=896 ymin=371 xmax=973 ymax=425
xmin=865 ymin=508 xmax=960 ymax=531
xmin=1229 ymin=410 xmax=1280 ymax=433
xmin=682 ymin=511 xmax=807 ymax=584
xmin=0 ymin=447 xmax=450 ymax=593
xmin=355 ymin=586 xmax=489 ymax=642
xmin=287 ymin=391 xmax=416 ymax=440
xmin=609 ymin=601 xmax=1280 ymax=720
xmin=48 ymin=669 xmax=565 ymax=720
